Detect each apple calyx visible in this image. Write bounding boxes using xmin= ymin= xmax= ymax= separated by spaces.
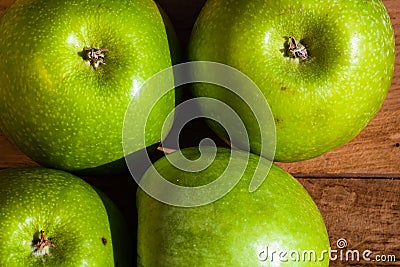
xmin=31 ymin=230 xmax=55 ymax=257
xmin=288 ymin=37 xmax=308 ymax=60
xmin=83 ymin=47 xmax=109 ymax=70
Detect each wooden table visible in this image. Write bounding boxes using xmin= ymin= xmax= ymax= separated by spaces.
xmin=1 ymin=0 xmax=399 ymax=266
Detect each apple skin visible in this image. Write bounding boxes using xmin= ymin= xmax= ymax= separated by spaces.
xmin=0 ymin=167 xmax=133 ymax=267
xmin=0 ymin=0 xmax=175 ymax=172
xmin=188 ymin=0 xmax=395 ymax=162
xmin=137 ymin=147 xmax=330 ymax=266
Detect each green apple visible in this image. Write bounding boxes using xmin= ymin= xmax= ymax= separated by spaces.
xmin=189 ymin=0 xmax=395 ymax=162
xmin=0 ymin=167 xmax=133 ymax=266
xmin=137 ymin=147 xmax=330 ymax=266
xmin=0 ymin=0 xmax=175 ymax=172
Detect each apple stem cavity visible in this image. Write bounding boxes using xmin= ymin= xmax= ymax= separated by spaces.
xmin=82 ymin=47 xmax=109 ymax=70
xmin=31 ymin=230 xmax=55 ymax=257
xmin=288 ymin=37 xmax=308 ymax=60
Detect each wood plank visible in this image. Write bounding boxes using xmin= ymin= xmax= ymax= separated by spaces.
xmin=298 ymin=178 xmax=400 ymax=266
xmin=0 ymin=136 xmax=37 ymax=168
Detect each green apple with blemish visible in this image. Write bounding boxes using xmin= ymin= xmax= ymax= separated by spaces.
xmin=189 ymin=0 xmax=395 ymax=162
xmin=0 ymin=0 xmax=175 ymax=173
xmin=0 ymin=167 xmax=133 ymax=266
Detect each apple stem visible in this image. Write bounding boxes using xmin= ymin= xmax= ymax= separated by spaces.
xmin=157 ymin=146 xmax=177 ymax=154
xmin=288 ymin=37 xmax=308 ymax=60
xmin=83 ymin=47 xmax=109 ymax=70
xmin=31 ymin=230 xmax=55 ymax=257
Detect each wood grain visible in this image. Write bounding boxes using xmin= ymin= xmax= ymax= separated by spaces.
xmin=299 ymin=178 xmax=400 ymax=266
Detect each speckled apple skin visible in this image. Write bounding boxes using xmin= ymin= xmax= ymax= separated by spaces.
xmin=137 ymin=147 xmax=330 ymax=266
xmin=0 ymin=0 xmax=174 ymax=171
xmin=189 ymin=0 xmax=395 ymax=162
xmin=0 ymin=167 xmax=132 ymax=266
